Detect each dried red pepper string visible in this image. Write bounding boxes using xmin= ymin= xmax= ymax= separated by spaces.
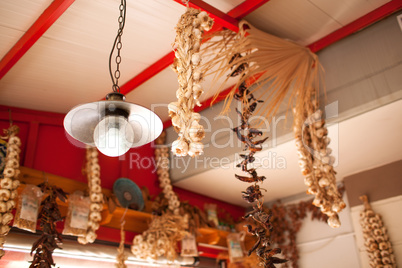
xmin=230 ymin=54 xmax=286 ymax=267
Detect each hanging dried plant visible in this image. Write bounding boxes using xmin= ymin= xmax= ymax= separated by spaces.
xmin=359 ymin=195 xmax=397 ymax=268
xmin=200 ymin=20 xmax=345 ymax=227
xmin=115 ymin=222 xmax=127 ymax=268
xmin=269 ymin=187 xmax=343 ymax=268
xmin=0 ymin=125 xmax=21 ymax=259
xmin=131 ymin=212 xmax=188 ymax=261
xmin=154 ymin=132 xmax=181 ymax=215
xmin=131 ymin=131 xmax=188 ymax=261
xmin=30 ymin=182 xmax=67 ymax=268
xmin=200 ymin=20 xmax=321 ymax=121
xmin=78 ymin=147 xmax=103 ymax=244
xmin=169 ymin=8 xmax=213 ymax=157
xmin=229 ymin=56 xmax=286 ymax=267
xmin=293 ymin=99 xmax=345 ymax=228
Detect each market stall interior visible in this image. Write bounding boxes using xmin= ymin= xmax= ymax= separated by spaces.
xmin=0 ymin=0 xmax=401 ymax=267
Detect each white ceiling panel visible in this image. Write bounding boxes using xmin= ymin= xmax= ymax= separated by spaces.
xmin=244 ymin=0 xmax=342 ymax=45
xmin=203 ymin=0 xmax=245 ymax=13
xmin=0 ymin=36 xmax=147 ymax=113
xmin=308 ymin=0 xmax=391 ymax=26
xmin=0 ymin=0 xmax=53 ymax=30
xmin=0 ymin=0 xmax=53 ymax=58
xmin=43 ymin=0 xmax=185 ymax=64
xmin=0 ymin=27 xmax=23 ymax=59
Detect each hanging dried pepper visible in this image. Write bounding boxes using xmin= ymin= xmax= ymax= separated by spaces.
xmin=30 ymin=182 xmax=67 ymax=268
xmin=231 ymin=54 xmax=286 ymax=267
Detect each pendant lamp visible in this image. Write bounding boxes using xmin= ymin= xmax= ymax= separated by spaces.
xmin=64 ymin=0 xmax=162 ymax=157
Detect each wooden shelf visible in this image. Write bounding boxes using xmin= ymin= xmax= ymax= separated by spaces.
xmin=18 ymin=166 xmax=153 ymax=234
xmin=17 ymin=166 xmax=255 ymax=247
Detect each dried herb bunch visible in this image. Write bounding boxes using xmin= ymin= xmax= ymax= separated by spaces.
xmin=230 ymin=55 xmax=286 ymax=267
xmin=30 ymin=182 xmax=67 ymax=268
xmin=359 ymin=195 xmax=396 ymax=268
xmin=78 ymin=147 xmax=103 ymax=244
xmin=0 ymin=125 xmax=21 ymax=258
xmin=169 ymin=8 xmax=213 ymax=157
xmin=293 ymin=99 xmax=345 ymax=228
xmin=131 ymin=131 xmax=188 ymax=261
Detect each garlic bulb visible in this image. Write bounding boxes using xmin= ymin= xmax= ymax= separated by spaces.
xmin=359 ymin=195 xmax=396 ymax=268
xmin=293 ymin=100 xmax=345 ymax=227
xmin=0 ymin=125 xmax=22 ymax=258
xmin=78 ymin=147 xmax=103 ymax=245
xmin=169 ymin=8 xmax=213 ymax=157
xmin=131 ymin=131 xmax=188 ymax=261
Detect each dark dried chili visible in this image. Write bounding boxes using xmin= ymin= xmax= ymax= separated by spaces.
xmin=29 ymin=182 xmax=67 ymax=268
xmin=230 ymin=53 xmax=287 ymax=267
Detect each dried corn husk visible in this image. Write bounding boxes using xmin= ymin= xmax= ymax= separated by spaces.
xmin=200 ymin=20 xmax=322 ymax=124
xmin=169 ymin=8 xmax=213 ymax=157
xmin=78 ymin=147 xmax=103 ymax=244
xmin=0 ymin=125 xmax=21 ymax=258
xmin=360 ymin=195 xmax=396 ymax=268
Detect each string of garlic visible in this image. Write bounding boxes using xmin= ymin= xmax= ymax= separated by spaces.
xmin=293 ymin=100 xmax=345 ymax=228
xmin=0 ymin=125 xmax=21 ymax=258
xmin=131 ymin=131 xmax=188 ymax=261
xmin=155 ymin=133 xmax=180 ymax=215
xmin=169 ymin=8 xmax=213 ymax=157
xmin=78 ymin=147 xmax=103 ymax=244
xmin=359 ymin=195 xmax=396 ymax=268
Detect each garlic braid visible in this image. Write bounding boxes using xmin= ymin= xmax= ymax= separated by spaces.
xmin=78 ymin=147 xmax=103 ymax=244
xmin=293 ymin=99 xmax=345 ymax=228
xmin=131 ymin=131 xmax=188 ymax=261
xmin=0 ymin=126 xmax=21 ymax=258
xmin=169 ymin=8 xmax=213 ymax=157
xmin=0 ymin=125 xmax=21 ymax=258
xmin=360 ymin=195 xmax=396 ymax=268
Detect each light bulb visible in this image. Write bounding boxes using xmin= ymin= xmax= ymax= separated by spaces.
xmin=93 ymin=115 xmax=134 ymax=157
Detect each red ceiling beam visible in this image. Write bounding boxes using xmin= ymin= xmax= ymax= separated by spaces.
xmin=308 ymin=0 xmax=402 ymax=52
xmin=120 ymin=0 xmax=270 ymax=98
xmin=0 ymin=0 xmax=75 ymax=80
xmin=173 ymin=0 xmax=239 ymax=32
xmin=226 ymin=0 xmax=271 ymax=19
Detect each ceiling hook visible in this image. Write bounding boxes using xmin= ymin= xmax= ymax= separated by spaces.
xmin=182 ymin=0 xmax=189 ymax=8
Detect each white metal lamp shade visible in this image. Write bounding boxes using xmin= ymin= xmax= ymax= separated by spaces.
xmin=64 ymin=96 xmax=163 ymax=156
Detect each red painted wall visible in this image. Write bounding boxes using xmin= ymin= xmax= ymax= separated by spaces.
xmin=0 ymin=105 xmax=245 ymax=244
